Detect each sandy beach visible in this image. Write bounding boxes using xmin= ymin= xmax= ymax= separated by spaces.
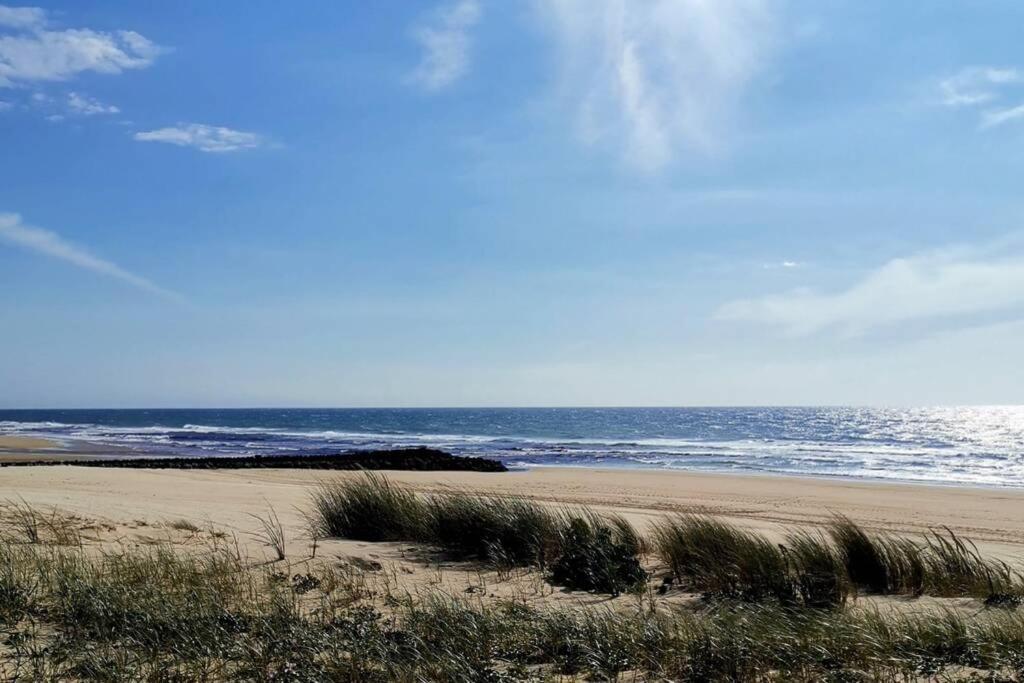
xmin=3 ymin=442 xmax=1024 ymax=677
xmin=3 ymin=456 xmax=1023 ymax=560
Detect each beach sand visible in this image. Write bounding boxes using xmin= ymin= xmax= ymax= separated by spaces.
xmin=4 ymin=463 xmax=1019 ymax=676
xmin=0 ymin=435 xmax=60 ymax=452
xmin=3 ymin=463 xmax=1023 ymax=557
xmin=1 ymin=457 xmax=1022 ymax=612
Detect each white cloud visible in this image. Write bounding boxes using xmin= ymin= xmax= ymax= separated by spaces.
xmin=67 ymin=91 xmax=118 ymax=115
xmin=0 ymin=5 xmax=45 ymax=29
xmin=408 ymin=0 xmax=481 ymax=91
xmin=980 ymin=102 xmax=1024 ymax=130
xmin=937 ymin=66 xmax=1024 ymax=130
xmin=716 ymin=240 xmax=1024 ymax=336
xmin=0 ymin=98 xmax=10 ymax=110
xmin=762 ymin=260 xmax=801 ymax=269
xmin=0 ymin=212 xmax=183 ymax=302
xmin=939 ymin=67 xmax=1022 ymax=107
xmin=537 ymin=0 xmax=778 ymax=171
xmin=0 ymin=4 xmax=161 ymax=87
xmin=133 ymin=123 xmax=263 ymax=153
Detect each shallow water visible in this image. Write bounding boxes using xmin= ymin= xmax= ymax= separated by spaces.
xmin=2 ymin=406 xmax=1023 ymax=486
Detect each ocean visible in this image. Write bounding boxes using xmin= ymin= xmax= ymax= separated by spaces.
xmin=2 ymin=406 xmax=1023 ymax=487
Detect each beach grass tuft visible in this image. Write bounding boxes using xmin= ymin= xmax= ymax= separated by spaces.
xmin=654 ymin=514 xmax=1024 ymax=606
xmin=427 ymin=489 xmax=560 ymax=567
xmin=549 ymin=512 xmax=648 ymax=595
xmin=652 ymin=514 xmax=805 ymax=603
xmin=922 ymin=526 xmax=1020 ymax=598
xmin=309 ymin=473 xmax=648 ymax=594
xmin=309 ymin=471 xmax=428 ymax=542
xmin=827 ymin=514 xmax=915 ymax=594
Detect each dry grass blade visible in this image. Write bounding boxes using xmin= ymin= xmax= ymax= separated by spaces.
xmin=2 ymin=498 xmax=42 ymax=544
xmin=248 ymin=503 xmax=286 ymax=561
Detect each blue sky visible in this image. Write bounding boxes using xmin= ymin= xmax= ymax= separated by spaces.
xmin=3 ymin=1 xmax=1024 ymax=407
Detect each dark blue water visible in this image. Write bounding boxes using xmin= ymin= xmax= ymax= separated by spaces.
xmin=2 ymin=407 xmax=1023 ymax=486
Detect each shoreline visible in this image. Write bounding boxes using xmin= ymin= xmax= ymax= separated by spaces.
xmin=1 ymin=434 xmax=1021 ymax=491
xmin=512 ymin=461 xmax=1024 ymax=492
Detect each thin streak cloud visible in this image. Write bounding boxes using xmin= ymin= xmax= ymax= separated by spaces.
xmin=0 ymin=212 xmax=183 ymax=302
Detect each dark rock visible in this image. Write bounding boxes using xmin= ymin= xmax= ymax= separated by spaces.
xmin=0 ymin=446 xmax=507 ymax=472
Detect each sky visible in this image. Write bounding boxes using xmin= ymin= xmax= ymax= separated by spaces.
xmin=2 ymin=1 xmax=1024 ymax=408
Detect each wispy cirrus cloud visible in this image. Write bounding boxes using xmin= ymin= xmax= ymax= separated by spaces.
xmin=0 ymin=213 xmax=183 ymax=302
xmin=537 ymin=0 xmax=779 ymax=172
xmin=979 ymin=103 xmax=1024 ymax=130
xmin=716 ymin=239 xmax=1024 ymax=337
xmin=408 ymin=0 xmax=481 ymax=92
xmin=133 ymin=123 xmax=263 ymax=153
xmin=0 ymin=4 xmax=162 ymax=87
xmin=939 ymin=67 xmax=1021 ymax=107
xmin=938 ymin=66 xmax=1024 ymax=130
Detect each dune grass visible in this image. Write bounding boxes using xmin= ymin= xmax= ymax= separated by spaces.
xmin=549 ymin=512 xmax=648 ymax=595
xmin=651 ymin=515 xmax=822 ymax=604
xmin=828 ymin=515 xmax=1021 ymax=599
xmin=922 ymin=526 xmax=1020 ymax=598
xmin=248 ymin=504 xmax=287 ymax=561
xmin=2 ymin=499 xmax=1023 ymax=680
xmin=2 ymin=533 xmax=1024 ymax=680
xmin=428 ymin=489 xmax=561 ymax=567
xmin=827 ymin=514 xmax=925 ymax=594
xmin=308 ymin=473 xmax=648 ymax=594
xmin=654 ymin=514 xmax=1023 ymax=607
xmin=310 ymin=471 xmax=428 ymax=542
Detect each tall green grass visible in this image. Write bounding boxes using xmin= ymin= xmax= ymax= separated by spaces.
xmin=310 ymin=471 xmax=428 ymax=541
xmin=428 ymin=489 xmax=560 ymax=566
xmin=652 ymin=515 xmax=853 ymax=606
xmin=828 ymin=514 xmax=924 ymax=594
xmin=828 ymin=515 xmax=1020 ymax=598
xmin=309 ymin=473 xmax=648 ymax=593
xmin=654 ymin=514 xmax=1021 ymax=606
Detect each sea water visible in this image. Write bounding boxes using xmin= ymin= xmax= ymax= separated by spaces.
xmin=2 ymin=406 xmax=1023 ymax=486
